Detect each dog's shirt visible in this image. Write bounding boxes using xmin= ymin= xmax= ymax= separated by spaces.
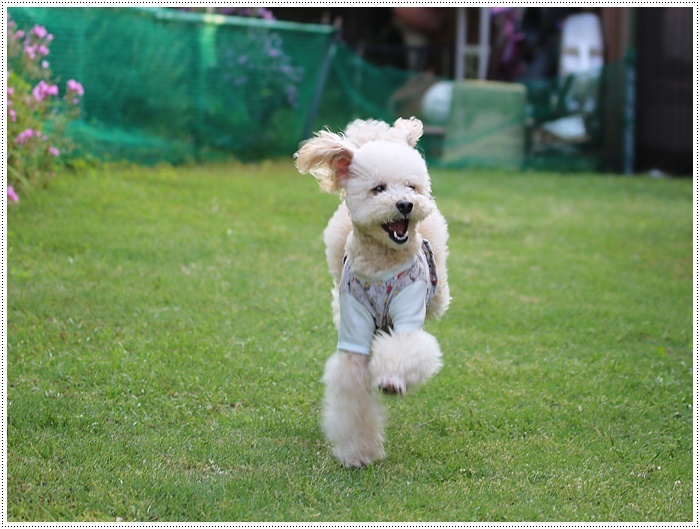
xmin=337 ymin=240 xmax=438 ymax=355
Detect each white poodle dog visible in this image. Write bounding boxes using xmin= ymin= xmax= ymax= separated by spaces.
xmin=295 ymin=117 xmax=450 ymax=468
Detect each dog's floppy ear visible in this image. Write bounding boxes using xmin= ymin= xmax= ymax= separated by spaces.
xmin=294 ymin=130 xmax=355 ymax=194
xmin=390 ymin=117 xmax=424 ymax=147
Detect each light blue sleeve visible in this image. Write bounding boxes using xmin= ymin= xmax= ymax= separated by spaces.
xmin=389 ymin=280 xmax=428 ymax=334
xmin=337 ymin=292 xmax=375 ymax=355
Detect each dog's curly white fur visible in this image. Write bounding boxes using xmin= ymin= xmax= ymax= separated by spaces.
xmin=295 ymin=117 xmax=450 ymax=468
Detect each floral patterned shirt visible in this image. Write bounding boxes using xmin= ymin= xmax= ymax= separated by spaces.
xmin=337 ymin=240 xmax=438 ymax=355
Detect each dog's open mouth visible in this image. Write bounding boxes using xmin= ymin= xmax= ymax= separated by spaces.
xmin=382 ymin=218 xmax=409 ymax=244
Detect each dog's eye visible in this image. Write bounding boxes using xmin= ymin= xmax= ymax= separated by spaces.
xmin=372 ymin=184 xmax=386 ymax=194
xmin=407 ymin=184 xmax=417 ymax=191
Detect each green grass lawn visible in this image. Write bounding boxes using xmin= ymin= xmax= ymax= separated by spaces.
xmin=7 ymin=161 xmax=693 ymax=521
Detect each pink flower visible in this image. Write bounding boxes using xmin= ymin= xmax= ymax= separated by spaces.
xmin=7 ymin=186 xmax=19 ymax=203
xmin=37 ymin=44 xmax=49 ymax=57
xmin=24 ymin=44 xmax=36 ymax=60
xmin=15 ymin=128 xmax=41 ymax=144
xmin=66 ymin=79 xmax=84 ymax=96
xmin=7 ymin=87 xmax=14 ymax=96
xmin=42 ymin=60 xmax=50 ymax=69
xmin=32 ymin=82 xmax=45 ymax=101
xmin=9 ymin=109 xmax=16 ymax=122
xmin=15 ymin=128 xmax=34 ymax=144
xmin=48 ymin=146 xmax=60 ymax=156
xmin=31 ymin=80 xmax=58 ymax=102
xmin=31 ymin=24 xmax=47 ymax=39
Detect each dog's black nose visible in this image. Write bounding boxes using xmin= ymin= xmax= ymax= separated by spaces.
xmin=396 ymin=200 xmax=413 ymax=215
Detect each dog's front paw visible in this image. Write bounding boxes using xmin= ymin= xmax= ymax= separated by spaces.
xmin=377 ymin=374 xmax=406 ymax=396
xmin=370 ymin=329 xmax=442 ymax=394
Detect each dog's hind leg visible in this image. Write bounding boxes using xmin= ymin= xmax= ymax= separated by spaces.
xmin=322 ymin=351 xmax=386 ymax=468
xmin=369 ymin=330 xmax=443 ymax=396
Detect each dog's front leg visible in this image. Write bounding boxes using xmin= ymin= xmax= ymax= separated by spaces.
xmin=369 ymin=329 xmax=443 ymax=396
xmin=321 ymin=350 xmax=386 ymax=468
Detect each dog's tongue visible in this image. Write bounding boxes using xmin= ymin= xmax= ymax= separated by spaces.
xmin=388 ymin=219 xmax=408 ymax=236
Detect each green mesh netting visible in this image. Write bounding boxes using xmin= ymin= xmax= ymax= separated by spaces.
xmin=9 ymin=7 xmax=629 ymax=171
xmin=9 ymin=7 xmax=336 ymax=163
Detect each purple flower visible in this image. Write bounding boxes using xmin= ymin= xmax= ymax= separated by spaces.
xmin=258 ymin=8 xmax=275 ymax=20
xmin=66 ymin=79 xmax=84 ymax=96
xmin=48 ymin=146 xmax=60 ymax=156
xmin=9 ymin=109 xmax=16 ymax=122
xmin=7 ymin=186 xmax=19 ymax=203
xmin=42 ymin=60 xmax=50 ymax=69
xmin=37 ymin=44 xmax=49 ymax=57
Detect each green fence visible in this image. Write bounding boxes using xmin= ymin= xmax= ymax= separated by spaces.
xmin=9 ymin=7 xmax=337 ymax=164
xmin=9 ymin=7 xmax=629 ymax=171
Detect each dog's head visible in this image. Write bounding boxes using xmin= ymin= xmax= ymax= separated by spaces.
xmin=295 ymin=117 xmax=435 ymax=248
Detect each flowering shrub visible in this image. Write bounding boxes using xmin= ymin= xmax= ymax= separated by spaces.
xmin=7 ymin=16 xmax=84 ymax=201
xmin=221 ymin=29 xmax=303 ymax=123
xmin=177 ymin=6 xmax=303 ymax=126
